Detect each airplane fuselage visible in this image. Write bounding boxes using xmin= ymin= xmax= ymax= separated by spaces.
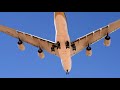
xmin=54 ymin=12 xmax=72 ymax=73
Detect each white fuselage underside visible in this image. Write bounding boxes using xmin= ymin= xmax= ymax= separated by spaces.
xmin=54 ymin=12 xmax=72 ymax=72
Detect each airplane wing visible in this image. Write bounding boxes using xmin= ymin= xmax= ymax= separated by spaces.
xmin=0 ymin=25 xmax=59 ymax=56
xmin=71 ymin=19 xmax=120 ymax=56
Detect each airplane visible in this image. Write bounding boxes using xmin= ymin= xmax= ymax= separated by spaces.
xmin=0 ymin=12 xmax=120 ymax=74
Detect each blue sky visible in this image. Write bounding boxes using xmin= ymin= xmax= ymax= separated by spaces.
xmin=0 ymin=12 xmax=120 ymax=78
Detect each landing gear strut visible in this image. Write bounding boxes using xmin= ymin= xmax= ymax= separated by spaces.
xmin=51 ymin=41 xmax=61 ymax=51
xmin=56 ymin=41 xmax=61 ymax=49
xmin=71 ymin=43 xmax=76 ymax=51
xmin=51 ymin=45 xmax=55 ymax=52
xmin=65 ymin=41 xmax=70 ymax=49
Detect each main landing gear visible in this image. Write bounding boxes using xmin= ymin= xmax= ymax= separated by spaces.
xmin=71 ymin=43 xmax=76 ymax=51
xmin=51 ymin=41 xmax=61 ymax=52
xmin=51 ymin=45 xmax=56 ymax=52
xmin=65 ymin=41 xmax=70 ymax=49
xmin=56 ymin=41 xmax=61 ymax=49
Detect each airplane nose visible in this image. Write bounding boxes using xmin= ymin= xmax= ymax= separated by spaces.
xmin=61 ymin=59 xmax=72 ymax=74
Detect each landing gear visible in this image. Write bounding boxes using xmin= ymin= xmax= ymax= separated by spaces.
xmin=66 ymin=70 xmax=69 ymax=75
xmin=65 ymin=41 xmax=70 ymax=49
xmin=71 ymin=43 xmax=76 ymax=51
xmin=56 ymin=41 xmax=61 ymax=49
xmin=51 ymin=45 xmax=55 ymax=52
xmin=51 ymin=41 xmax=61 ymax=52
xmin=51 ymin=41 xmax=61 ymax=51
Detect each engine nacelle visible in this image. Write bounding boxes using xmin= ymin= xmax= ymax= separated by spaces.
xmin=38 ymin=48 xmax=45 ymax=59
xmin=18 ymin=44 xmax=25 ymax=51
xmin=104 ymin=39 xmax=111 ymax=47
xmin=17 ymin=39 xmax=25 ymax=51
xmin=86 ymin=46 xmax=92 ymax=56
xmin=38 ymin=52 xmax=45 ymax=59
xmin=104 ymin=34 xmax=111 ymax=47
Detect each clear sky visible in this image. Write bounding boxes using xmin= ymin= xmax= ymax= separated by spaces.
xmin=0 ymin=12 xmax=120 ymax=78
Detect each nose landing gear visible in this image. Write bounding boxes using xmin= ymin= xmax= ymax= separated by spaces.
xmin=66 ymin=70 xmax=69 ymax=75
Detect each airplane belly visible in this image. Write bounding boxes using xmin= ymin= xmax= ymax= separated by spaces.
xmin=58 ymin=42 xmax=72 ymax=72
xmin=57 ymin=34 xmax=71 ymax=72
xmin=54 ymin=12 xmax=72 ymax=72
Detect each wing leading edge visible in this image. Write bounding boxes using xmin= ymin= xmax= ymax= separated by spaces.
xmin=0 ymin=25 xmax=59 ymax=56
xmin=71 ymin=19 xmax=120 ymax=56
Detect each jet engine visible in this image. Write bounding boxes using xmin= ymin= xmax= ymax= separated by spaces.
xmin=17 ymin=39 xmax=25 ymax=51
xmin=38 ymin=48 xmax=45 ymax=59
xmin=86 ymin=45 xmax=92 ymax=56
xmin=104 ymin=34 xmax=111 ymax=47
